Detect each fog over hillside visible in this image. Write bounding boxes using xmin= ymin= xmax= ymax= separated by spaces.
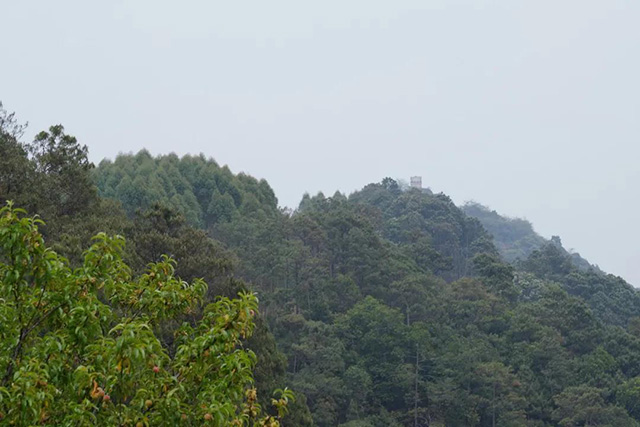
xmin=3 ymin=1 xmax=639 ymax=287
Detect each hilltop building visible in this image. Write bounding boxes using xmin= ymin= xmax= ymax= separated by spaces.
xmin=410 ymin=176 xmax=422 ymax=189
xmin=409 ymin=176 xmax=433 ymax=195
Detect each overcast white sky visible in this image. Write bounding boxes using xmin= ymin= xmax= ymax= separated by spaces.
xmin=3 ymin=1 xmax=640 ymax=285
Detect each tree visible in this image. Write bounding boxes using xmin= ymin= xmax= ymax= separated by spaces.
xmin=381 ymin=177 xmax=399 ymax=192
xmin=0 ymin=102 xmax=34 ymax=208
xmin=473 ymin=253 xmax=518 ymax=302
xmin=473 ymin=362 xmax=526 ymax=427
xmin=552 ymin=385 xmax=637 ymax=427
xmin=29 ymin=125 xmax=98 ymax=217
xmin=336 ymin=297 xmax=409 ymax=413
xmin=617 ymin=377 xmax=640 ymax=420
xmin=0 ymin=203 xmax=292 ymax=425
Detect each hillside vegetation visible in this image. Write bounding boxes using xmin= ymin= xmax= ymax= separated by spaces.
xmin=3 ymin=104 xmax=640 ymax=426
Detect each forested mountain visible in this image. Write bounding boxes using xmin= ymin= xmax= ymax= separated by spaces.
xmin=462 ymin=202 xmax=597 ymax=272
xmin=93 ymin=153 xmax=640 ymax=426
xmin=5 ymin=103 xmax=640 ymax=426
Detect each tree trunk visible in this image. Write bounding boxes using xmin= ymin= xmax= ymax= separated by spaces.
xmin=414 ymin=344 xmax=419 ymax=427
xmin=492 ymin=381 xmax=496 ymax=427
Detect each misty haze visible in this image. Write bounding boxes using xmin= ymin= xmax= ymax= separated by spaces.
xmin=1 ymin=1 xmax=640 ymax=426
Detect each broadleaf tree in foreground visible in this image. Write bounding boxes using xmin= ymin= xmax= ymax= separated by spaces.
xmin=0 ymin=203 xmax=292 ymax=426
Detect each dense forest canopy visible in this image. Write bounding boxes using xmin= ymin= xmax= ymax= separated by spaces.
xmin=3 ymin=103 xmax=640 ymax=426
xmin=94 ymin=151 xmax=279 ymax=229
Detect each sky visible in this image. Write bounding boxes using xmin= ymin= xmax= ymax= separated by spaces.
xmin=2 ymin=1 xmax=640 ymax=285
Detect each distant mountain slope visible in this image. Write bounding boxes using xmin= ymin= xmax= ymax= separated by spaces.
xmin=462 ymin=202 xmax=597 ymax=272
xmin=462 ymin=202 xmax=640 ymax=327
xmin=461 ymin=202 xmax=546 ymax=263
